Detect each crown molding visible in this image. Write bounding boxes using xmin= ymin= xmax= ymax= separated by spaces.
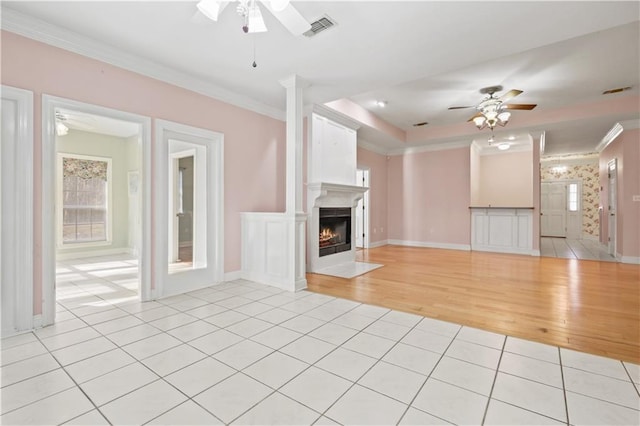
xmin=596 ymin=122 xmax=624 ymax=152
xmin=1 ymin=7 xmax=286 ymax=121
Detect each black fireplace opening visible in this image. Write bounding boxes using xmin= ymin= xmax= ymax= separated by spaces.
xmin=319 ymin=208 xmax=351 ymax=257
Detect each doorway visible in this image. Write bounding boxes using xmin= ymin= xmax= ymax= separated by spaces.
xmin=355 ymin=168 xmax=370 ymax=249
xmin=42 ymin=95 xmax=152 ymax=327
xmin=154 ymin=120 xmax=224 ymax=299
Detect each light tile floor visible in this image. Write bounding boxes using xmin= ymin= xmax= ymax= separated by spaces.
xmin=1 ymin=255 xmax=639 ymax=425
xmin=540 ymin=237 xmax=617 ymax=262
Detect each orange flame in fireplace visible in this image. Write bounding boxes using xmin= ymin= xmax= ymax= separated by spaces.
xmin=319 ymin=227 xmax=339 ymax=247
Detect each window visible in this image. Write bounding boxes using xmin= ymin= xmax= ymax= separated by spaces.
xmin=568 ymin=183 xmax=579 ymax=212
xmin=59 ymin=154 xmax=111 ymax=245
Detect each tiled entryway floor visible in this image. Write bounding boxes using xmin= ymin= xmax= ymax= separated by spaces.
xmin=1 ymin=256 xmax=639 ymax=425
xmin=540 ymin=237 xmax=617 ymax=262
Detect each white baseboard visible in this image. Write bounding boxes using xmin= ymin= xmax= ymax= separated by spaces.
xmin=621 ymin=256 xmax=640 ymax=265
xmin=582 ymin=234 xmax=599 ymax=241
xmin=32 ymin=314 xmax=43 ymax=329
xmin=56 ymin=247 xmax=131 ymax=261
xmin=224 ymin=270 xmax=242 ymax=281
xmin=368 ymin=240 xmax=388 ymax=249
xmin=531 ymin=249 xmax=541 ymax=257
xmin=388 ymin=239 xmax=471 ymax=251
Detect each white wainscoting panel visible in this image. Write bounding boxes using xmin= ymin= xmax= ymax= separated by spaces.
xmin=471 ymin=208 xmax=535 ymax=255
xmin=241 ymin=212 xmax=307 ymax=292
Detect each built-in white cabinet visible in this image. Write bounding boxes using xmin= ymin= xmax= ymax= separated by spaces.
xmin=309 ymin=114 xmax=357 ymax=186
xmin=471 ymin=208 xmax=536 ymax=255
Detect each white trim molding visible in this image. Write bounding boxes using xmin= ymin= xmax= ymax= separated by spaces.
xmin=1 ymin=85 xmax=34 ymax=336
xmin=224 ymin=271 xmax=242 ymax=282
xmin=2 ymin=8 xmax=284 ymax=122
xmin=154 ymin=119 xmax=225 ymax=299
xmin=621 ymin=256 xmax=640 ymax=265
xmin=387 ymin=139 xmax=472 ymax=156
xmin=42 ymin=95 xmax=153 ymax=327
xmin=368 ymin=240 xmax=389 ymax=249
xmin=387 ymin=239 xmax=471 ymax=251
xmin=56 ymin=248 xmax=131 ymax=261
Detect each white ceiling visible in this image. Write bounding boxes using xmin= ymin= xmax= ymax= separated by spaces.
xmin=3 ymin=1 xmax=639 ymax=156
xmin=58 ymin=108 xmax=140 ymax=138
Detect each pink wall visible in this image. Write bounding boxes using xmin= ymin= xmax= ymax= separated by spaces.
xmin=600 ymin=128 xmax=640 ymax=259
xmin=477 ymin=151 xmax=533 ymax=207
xmin=1 ymin=31 xmax=286 ymax=312
xmin=387 ymin=147 xmax=471 ymax=246
xmin=357 ymin=147 xmax=388 ymax=244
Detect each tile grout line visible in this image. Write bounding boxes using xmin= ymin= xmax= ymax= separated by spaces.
xmin=559 ymin=347 xmax=571 ymax=426
xmin=392 ymin=321 xmax=465 ymax=425
xmin=480 ymin=336 xmax=507 ymax=425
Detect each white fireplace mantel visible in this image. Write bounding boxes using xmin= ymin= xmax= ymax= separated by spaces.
xmin=307 ymin=182 xmax=368 ymax=208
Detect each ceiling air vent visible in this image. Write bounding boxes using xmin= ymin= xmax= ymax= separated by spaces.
xmin=304 ymin=16 xmax=336 ymax=37
xmin=602 ymin=86 xmax=632 ymax=95
xmin=413 ymin=121 xmax=428 ymax=127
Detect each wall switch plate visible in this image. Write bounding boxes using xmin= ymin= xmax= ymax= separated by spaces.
xmin=633 ymin=195 xmax=640 ymax=202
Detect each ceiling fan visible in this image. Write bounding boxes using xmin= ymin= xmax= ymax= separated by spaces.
xmin=448 ymin=85 xmax=537 ymax=130
xmin=196 ymin=0 xmax=311 ymax=36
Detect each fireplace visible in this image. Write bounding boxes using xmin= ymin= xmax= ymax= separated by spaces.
xmin=318 ymin=208 xmax=351 ymax=257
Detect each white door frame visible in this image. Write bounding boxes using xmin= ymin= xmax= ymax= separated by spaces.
xmin=355 ymin=168 xmax=370 ymax=249
xmin=42 ymin=95 xmax=152 ymax=326
xmin=1 ymin=85 xmax=34 ymax=335
xmin=607 ymin=159 xmax=618 ymax=257
xmin=154 ymin=119 xmax=224 ymax=299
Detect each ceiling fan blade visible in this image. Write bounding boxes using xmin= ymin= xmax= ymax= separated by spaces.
xmin=448 ymin=106 xmax=474 ymax=110
xmin=499 ymin=89 xmax=523 ymax=102
xmin=467 ymin=112 xmax=483 ymax=122
xmin=502 ymin=103 xmax=537 ymax=110
xmin=262 ymin=1 xmax=311 ymax=35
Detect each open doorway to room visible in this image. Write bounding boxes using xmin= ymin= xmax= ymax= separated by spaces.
xmin=41 ymin=96 xmax=151 ymax=327
xmin=54 ymin=108 xmax=143 ymax=312
xmin=539 ymin=157 xmax=615 ymax=261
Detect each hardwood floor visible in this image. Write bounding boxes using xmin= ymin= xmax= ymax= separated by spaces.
xmin=306 ymin=245 xmax=640 ymax=363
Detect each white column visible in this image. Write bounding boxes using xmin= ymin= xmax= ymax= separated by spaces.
xmin=279 ymin=75 xmax=308 ymax=215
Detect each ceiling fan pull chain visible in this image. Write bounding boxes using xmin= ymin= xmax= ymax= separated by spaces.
xmin=252 ymin=34 xmax=257 ymax=68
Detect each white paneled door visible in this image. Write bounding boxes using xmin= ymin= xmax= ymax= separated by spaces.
xmin=541 ymin=182 xmax=567 ymax=237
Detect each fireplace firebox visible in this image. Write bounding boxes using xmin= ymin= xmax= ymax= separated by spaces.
xmin=318 ymin=208 xmax=351 ymax=257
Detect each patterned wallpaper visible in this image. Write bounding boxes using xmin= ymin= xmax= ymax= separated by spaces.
xmin=541 ymin=161 xmax=599 ymax=238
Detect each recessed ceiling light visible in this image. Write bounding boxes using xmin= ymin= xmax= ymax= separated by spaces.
xmin=508 ymin=136 xmax=515 ymax=141
xmin=497 ymin=143 xmax=510 ymax=151
xmin=375 ymin=100 xmax=387 ymax=107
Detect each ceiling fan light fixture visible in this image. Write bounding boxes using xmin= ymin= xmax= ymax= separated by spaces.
xmin=247 ymin=3 xmax=267 ymax=33
xmin=270 ymin=0 xmax=290 ymax=12
xmin=497 ymin=111 xmax=511 ymax=124
xmin=473 ymin=116 xmax=486 ymax=129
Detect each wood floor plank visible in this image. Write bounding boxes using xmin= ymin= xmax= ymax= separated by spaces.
xmin=306 ymin=245 xmax=640 ymax=363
